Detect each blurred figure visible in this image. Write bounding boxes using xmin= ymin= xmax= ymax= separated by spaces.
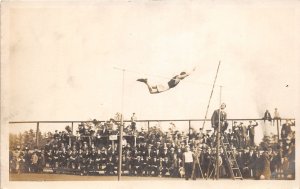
xmin=259 ymin=150 xmax=272 ymax=180
xmin=263 ymin=110 xmax=272 ymax=122
xmin=191 ymin=147 xmax=202 ymax=180
xmin=281 ymin=120 xmax=292 ymax=140
xmin=23 ymin=147 xmax=31 ymax=173
xmin=11 ymin=146 xmax=22 ymax=174
xmin=273 ymin=108 xmax=281 ymax=120
xmin=273 ymin=108 xmax=281 ymax=126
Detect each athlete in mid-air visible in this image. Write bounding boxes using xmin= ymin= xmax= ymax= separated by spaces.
xmin=137 ymin=67 xmax=196 ymax=94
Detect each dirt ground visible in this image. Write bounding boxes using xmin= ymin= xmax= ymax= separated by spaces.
xmin=9 ymin=173 xmax=188 ymax=181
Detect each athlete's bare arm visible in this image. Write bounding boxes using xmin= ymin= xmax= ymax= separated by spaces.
xmin=175 ymin=66 xmax=196 ymax=79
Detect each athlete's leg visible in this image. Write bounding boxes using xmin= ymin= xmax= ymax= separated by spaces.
xmin=137 ymin=78 xmax=159 ymax=94
xmin=137 ymin=79 xmax=169 ymax=94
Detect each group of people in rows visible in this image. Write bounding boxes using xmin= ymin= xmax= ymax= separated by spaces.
xmin=9 ymin=125 xmax=295 ymax=180
xmin=9 ymin=106 xmax=295 ymax=180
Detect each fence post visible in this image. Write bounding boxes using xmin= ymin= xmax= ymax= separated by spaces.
xmin=147 ymin=121 xmax=150 ymax=131
xmin=36 ymin=122 xmax=39 ymax=147
xmin=71 ymin=122 xmax=74 ymax=135
xmin=188 ymin=120 xmax=191 ymax=139
xmin=69 ymin=122 xmax=74 ymax=146
xmin=276 ymin=119 xmax=280 ymax=142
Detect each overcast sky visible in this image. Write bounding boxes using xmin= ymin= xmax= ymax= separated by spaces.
xmin=3 ymin=2 xmax=299 ymax=140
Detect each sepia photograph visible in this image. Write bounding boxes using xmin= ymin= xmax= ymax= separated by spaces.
xmin=1 ymin=1 xmax=299 ymax=189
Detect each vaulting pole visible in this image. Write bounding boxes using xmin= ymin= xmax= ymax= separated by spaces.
xmin=216 ymin=85 xmax=222 ymax=180
xmin=276 ymin=119 xmax=280 ymax=142
xmin=201 ymin=61 xmax=221 ymax=131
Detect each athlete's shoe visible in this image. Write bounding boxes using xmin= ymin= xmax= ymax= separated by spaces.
xmin=137 ymin=78 xmax=147 ymax=83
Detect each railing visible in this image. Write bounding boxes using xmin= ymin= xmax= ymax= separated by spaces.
xmin=9 ymin=118 xmax=295 ymax=147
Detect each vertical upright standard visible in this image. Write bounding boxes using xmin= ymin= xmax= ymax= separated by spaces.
xmin=118 ymin=69 xmax=125 ymax=181
xmin=36 ymin=122 xmax=40 ymax=147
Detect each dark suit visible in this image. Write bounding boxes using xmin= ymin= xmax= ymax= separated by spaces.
xmin=145 ymin=149 xmax=155 ymax=158
xmin=149 ymin=158 xmax=160 ymax=176
xmin=236 ymin=152 xmax=245 ymax=175
xmin=211 ymin=109 xmax=228 ymax=132
xmin=161 ymin=150 xmax=170 ymax=159
xmin=281 ymin=123 xmax=292 ymax=139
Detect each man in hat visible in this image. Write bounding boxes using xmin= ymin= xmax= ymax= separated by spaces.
xmin=242 ymin=147 xmax=252 ymax=178
xmin=232 ymin=121 xmax=238 ymax=130
xmin=137 ymin=67 xmax=196 ymax=94
xmin=211 ymin=103 xmax=228 ymax=133
xmin=247 ymin=147 xmax=259 ymax=178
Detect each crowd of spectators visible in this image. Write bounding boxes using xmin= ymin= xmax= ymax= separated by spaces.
xmin=9 ymin=118 xmax=295 ymax=180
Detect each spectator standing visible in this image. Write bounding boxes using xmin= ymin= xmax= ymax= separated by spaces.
xmin=23 ymin=147 xmax=31 ymax=173
xmin=131 ymin=113 xmax=137 ymax=133
xmin=11 ymin=146 xmax=22 ymax=173
xmin=247 ymin=120 xmax=258 ymax=146
xmin=31 ymin=151 xmax=39 ymax=173
xmin=239 ymin=122 xmax=248 ymax=148
xmin=183 ymin=145 xmax=193 ymax=180
xmin=211 ymin=103 xmax=228 ymax=133
xmin=191 ymin=147 xmax=202 ymax=180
